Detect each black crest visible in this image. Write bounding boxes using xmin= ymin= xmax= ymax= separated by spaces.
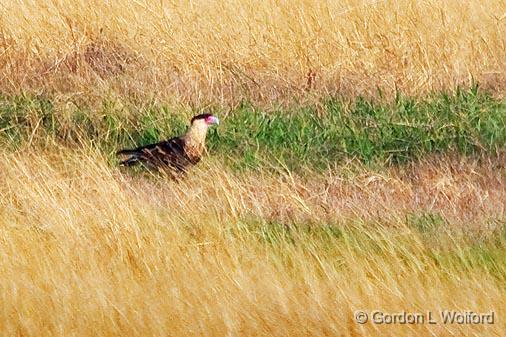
xmin=191 ymin=113 xmax=213 ymax=124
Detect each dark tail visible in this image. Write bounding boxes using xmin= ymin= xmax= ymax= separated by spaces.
xmin=116 ymin=149 xmax=139 ymax=156
xmin=119 ymin=157 xmax=140 ymax=166
xmin=117 ymin=149 xmax=141 ymax=166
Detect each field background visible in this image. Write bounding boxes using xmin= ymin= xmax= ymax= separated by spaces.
xmin=0 ymin=0 xmax=505 ymax=336
xmin=1 ymin=0 xmax=506 ymax=105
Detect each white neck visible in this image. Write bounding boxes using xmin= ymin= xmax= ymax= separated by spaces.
xmin=182 ymin=119 xmax=209 ymax=155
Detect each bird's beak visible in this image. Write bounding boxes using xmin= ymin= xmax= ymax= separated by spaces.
xmin=207 ymin=116 xmax=220 ymax=125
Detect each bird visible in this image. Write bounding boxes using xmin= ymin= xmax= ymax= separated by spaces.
xmin=116 ymin=113 xmax=219 ymax=174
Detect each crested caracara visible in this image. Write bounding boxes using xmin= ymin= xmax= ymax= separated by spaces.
xmin=116 ymin=113 xmax=219 ymax=173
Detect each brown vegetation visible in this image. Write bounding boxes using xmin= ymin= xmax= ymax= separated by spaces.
xmin=1 ymin=0 xmax=506 ymax=106
xmin=1 ymin=1 xmax=505 ymax=335
xmin=0 ymin=147 xmax=504 ymax=336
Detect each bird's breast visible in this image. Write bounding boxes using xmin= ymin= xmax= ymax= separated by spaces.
xmin=183 ymin=145 xmax=204 ymax=164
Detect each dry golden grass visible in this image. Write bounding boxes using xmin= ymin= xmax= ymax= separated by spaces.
xmin=1 ymin=1 xmax=506 ymax=335
xmin=0 ymin=146 xmax=504 ymax=336
xmin=1 ymin=0 xmax=506 ymax=105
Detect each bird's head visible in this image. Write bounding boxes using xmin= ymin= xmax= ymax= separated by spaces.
xmin=190 ymin=113 xmax=220 ymax=127
xmin=184 ymin=113 xmax=219 ymax=147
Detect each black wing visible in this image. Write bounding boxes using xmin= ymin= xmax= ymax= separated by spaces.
xmin=117 ymin=137 xmax=192 ymax=171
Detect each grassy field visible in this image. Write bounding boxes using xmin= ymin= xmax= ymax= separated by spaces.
xmin=1 ymin=0 xmax=506 ymax=105
xmin=0 ymin=1 xmax=506 ymax=336
xmin=0 ymin=89 xmax=504 ymax=336
xmin=1 ymin=87 xmax=504 ymax=168
xmin=0 ymin=144 xmax=505 ymax=336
